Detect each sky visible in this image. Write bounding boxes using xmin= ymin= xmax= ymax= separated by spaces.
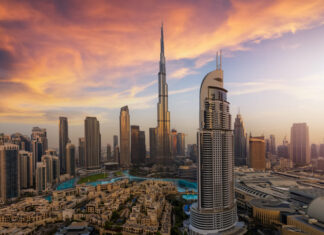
xmin=1 ymin=0 xmax=324 ymax=149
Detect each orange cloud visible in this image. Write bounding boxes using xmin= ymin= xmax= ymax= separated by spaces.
xmin=0 ymin=0 xmax=324 ymax=123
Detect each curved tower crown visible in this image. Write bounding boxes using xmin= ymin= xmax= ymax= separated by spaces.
xmin=190 ymin=51 xmax=237 ymax=235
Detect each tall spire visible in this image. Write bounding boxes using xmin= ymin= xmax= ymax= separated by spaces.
xmin=160 ymin=23 xmax=164 ymax=57
xmin=159 ymin=23 xmax=166 ymax=74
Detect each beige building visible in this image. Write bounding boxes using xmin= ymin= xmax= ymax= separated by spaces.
xmin=249 ymin=136 xmax=266 ymax=170
xmin=19 ymin=150 xmax=34 ymax=189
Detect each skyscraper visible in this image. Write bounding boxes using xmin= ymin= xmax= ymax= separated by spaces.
xmin=84 ymin=117 xmax=101 ymax=169
xmin=19 ymin=150 xmax=33 ymax=189
xmin=66 ymin=142 xmax=76 ymax=176
xmin=234 ymin=113 xmax=247 ymax=166
xmin=177 ymin=133 xmax=185 ymax=156
xmin=290 ymin=123 xmax=310 ymax=166
xmin=0 ymin=144 xmax=20 ymax=202
xmin=113 ymin=135 xmax=118 ymax=148
xmin=156 ymin=24 xmax=171 ymax=165
xmin=35 ymin=162 xmax=46 ymax=193
xmin=131 ymin=125 xmax=140 ymax=165
xmin=249 ymin=136 xmax=266 ymax=170
xmin=31 ymin=127 xmax=48 ymax=170
xmin=41 ymin=154 xmax=60 ymax=185
xmin=311 ymin=144 xmax=318 ymax=159
xmin=139 ymin=130 xmax=146 ymax=163
xmin=59 ymin=117 xmax=69 ymax=174
xmin=149 ymin=127 xmax=157 ymax=164
xmin=78 ymin=137 xmax=85 ymax=168
xmin=269 ymin=134 xmax=276 ymax=155
xmin=107 ymin=144 xmax=112 ymax=161
xmin=190 ymin=52 xmax=237 ymax=234
xmin=120 ymin=106 xmax=131 ymax=167
xmin=171 ymin=129 xmax=178 ymax=157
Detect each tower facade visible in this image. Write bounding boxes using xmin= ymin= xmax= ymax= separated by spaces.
xmin=249 ymin=136 xmax=266 ymax=170
xmin=59 ymin=117 xmax=69 ymax=174
xmin=84 ymin=117 xmax=101 ymax=169
xmin=120 ymin=106 xmax=131 ymax=167
xmin=234 ymin=113 xmax=247 ymax=166
xmin=66 ymin=142 xmax=76 ymax=176
xmin=131 ymin=125 xmax=140 ymax=165
xmin=190 ymin=52 xmax=237 ymax=234
xmin=156 ymin=25 xmax=171 ymax=165
xmin=0 ymin=144 xmax=20 ymax=202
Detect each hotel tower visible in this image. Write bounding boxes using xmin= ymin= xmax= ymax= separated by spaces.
xmin=190 ymin=52 xmax=241 ymax=235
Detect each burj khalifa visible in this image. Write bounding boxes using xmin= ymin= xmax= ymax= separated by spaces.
xmin=156 ymin=24 xmax=171 ymax=165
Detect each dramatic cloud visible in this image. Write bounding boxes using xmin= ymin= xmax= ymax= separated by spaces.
xmin=1 ymin=0 xmax=324 ymax=123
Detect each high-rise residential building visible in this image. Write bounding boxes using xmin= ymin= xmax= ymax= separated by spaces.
xmin=177 ymin=133 xmax=185 ymax=156
xmin=131 ymin=125 xmax=140 ymax=165
xmin=19 ymin=150 xmax=33 ymax=189
xmin=156 ymin=24 xmax=171 ymax=165
xmin=270 ymin=134 xmax=276 ymax=155
xmin=290 ymin=123 xmax=310 ymax=166
xmin=234 ymin=113 xmax=247 ymax=166
xmin=0 ymin=134 xmax=10 ymax=145
xmin=84 ymin=117 xmax=101 ymax=169
xmin=78 ymin=138 xmax=85 ymax=168
xmin=311 ymin=144 xmax=318 ymax=159
xmin=41 ymin=154 xmax=60 ymax=186
xmin=139 ymin=131 xmax=146 ymax=163
xmin=190 ymin=52 xmax=238 ymax=234
xmin=107 ymin=144 xmax=112 ymax=161
xmin=45 ymin=149 xmax=57 ymax=156
xmin=278 ymin=138 xmax=289 ymax=159
xmin=120 ymin=106 xmax=131 ymax=167
xmin=319 ymin=144 xmax=324 ymax=157
xmin=113 ymin=135 xmax=118 ymax=148
xmin=31 ymin=127 xmax=48 ymax=170
xmin=66 ymin=142 xmax=75 ymax=176
xmin=187 ymin=144 xmax=198 ymax=162
xmin=149 ymin=128 xmax=157 ymax=164
xmin=59 ymin=117 xmax=69 ymax=174
xmin=171 ymin=129 xmax=178 ymax=157
xmin=11 ymin=133 xmax=31 ymax=151
xmin=35 ymin=162 xmax=47 ymax=193
xmin=0 ymin=144 xmax=20 ymax=202
xmin=249 ymin=136 xmax=266 ymax=170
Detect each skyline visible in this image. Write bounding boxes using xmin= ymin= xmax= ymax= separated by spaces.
xmin=2 ymin=0 xmax=324 ymax=147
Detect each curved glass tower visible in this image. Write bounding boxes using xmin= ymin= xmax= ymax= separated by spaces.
xmin=190 ymin=52 xmax=237 ymax=235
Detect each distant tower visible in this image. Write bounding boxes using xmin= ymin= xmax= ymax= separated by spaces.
xmin=139 ymin=130 xmax=146 ymax=163
xmin=149 ymin=128 xmax=157 ymax=163
xmin=131 ymin=125 xmax=140 ymax=165
xmin=249 ymin=136 xmax=266 ymax=170
xmin=171 ymin=129 xmax=178 ymax=157
xmin=156 ymin=24 xmax=171 ymax=165
xmin=0 ymin=144 xmax=20 ymax=202
xmin=19 ymin=150 xmax=34 ymax=189
xmin=190 ymin=51 xmax=238 ymax=234
xmin=66 ymin=141 xmax=76 ymax=176
xmin=42 ymin=154 xmax=60 ymax=185
xmin=31 ymin=127 xmax=48 ymax=170
xmin=290 ymin=123 xmax=310 ymax=166
xmin=269 ymin=134 xmax=276 ymax=155
xmin=78 ymin=137 xmax=85 ymax=168
xmin=234 ymin=113 xmax=247 ymax=166
xmin=84 ymin=117 xmax=101 ymax=169
xmin=120 ymin=106 xmax=131 ymax=167
xmin=311 ymin=144 xmax=318 ymax=159
xmin=59 ymin=117 xmax=69 ymax=174
xmin=35 ymin=162 xmax=47 ymax=193
xmin=107 ymin=144 xmax=112 ymax=161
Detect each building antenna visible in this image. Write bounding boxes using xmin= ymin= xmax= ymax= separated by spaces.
xmin=220 ymin=50 xmax=222 ymax=69
xmin=216 ymin=51 xmax=219 ymax=70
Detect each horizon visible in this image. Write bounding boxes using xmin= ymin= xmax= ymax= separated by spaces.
xmin=1 ymin=0 xmax=324 ymax=148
